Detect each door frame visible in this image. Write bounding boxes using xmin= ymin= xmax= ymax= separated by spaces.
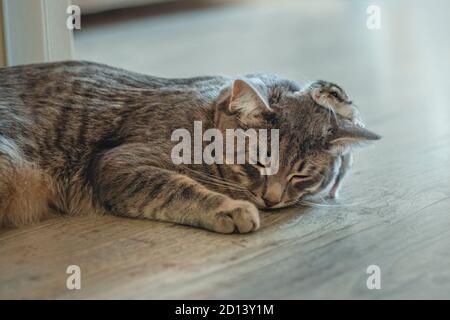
xmin=1 ymin=0 xmax=74 ymax=66
xmin=0 ymin=0 xmax=6 ymax=66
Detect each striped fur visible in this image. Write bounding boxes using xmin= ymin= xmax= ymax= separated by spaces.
xmin=0 ymin=61 xmax=379 ymax=233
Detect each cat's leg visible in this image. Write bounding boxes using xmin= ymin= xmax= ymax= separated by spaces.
xmin=0 ymin=136 xmax=53 ymax=227
xmin=90 ymin=146 xmax=260 ymax=233
xmin=328 ymin=152 xmax=353 ymax=199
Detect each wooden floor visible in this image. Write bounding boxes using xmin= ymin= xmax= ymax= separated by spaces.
xmin=1 ymin=0 xmax=450 ymax=299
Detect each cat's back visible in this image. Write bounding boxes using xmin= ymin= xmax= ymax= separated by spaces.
xmin=0 ymin=61 xmax=229 ymax=111
xmin=0 ymin=60 xmax=229 ymax=93
xmin=0 ymin=60 xmax=172 ymax=97
xmin=0 ymin=61 xmax=230 ymax=161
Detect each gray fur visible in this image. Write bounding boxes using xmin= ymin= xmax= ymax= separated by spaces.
xmin=0 ymin=61 xmax=379 ymax=233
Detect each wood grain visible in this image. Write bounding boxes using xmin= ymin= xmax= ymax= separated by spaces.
xmin=1 ymin=0 xmax=449 ymax=299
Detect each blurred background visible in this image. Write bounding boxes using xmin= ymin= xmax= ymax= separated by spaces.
xmin=71 ymin=0 xmax=449 ymax=127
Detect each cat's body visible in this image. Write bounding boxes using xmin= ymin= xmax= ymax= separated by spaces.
xmin=0 ymin=61 xmax=380 ymax=232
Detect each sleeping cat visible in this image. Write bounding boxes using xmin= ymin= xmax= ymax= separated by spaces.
xmin=0 ymin=61 xmax=380 ymax=233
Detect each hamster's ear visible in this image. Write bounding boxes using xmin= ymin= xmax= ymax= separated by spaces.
xmin=328 ymin=124 xmax=381 ymax=153
xmin=228 ymin=79 xmax=272 ymax=125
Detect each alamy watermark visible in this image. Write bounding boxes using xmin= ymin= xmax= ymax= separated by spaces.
xmin=66 ymin=265 xmax=81 ymax=290
xmin=366 ymin=5 xmax=381 ymax=30
xmin=66 ymin=5 xmax=81 ymax=30
xmin=171 ymin=121 xmax=280 ymax=175
xmin=366 ymin=264 xmax=381 ymax=290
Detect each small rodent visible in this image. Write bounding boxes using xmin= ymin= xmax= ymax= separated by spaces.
xmin=300 ymin=80 xmax=364 ymax=199
xmin=301 ymin=80 xmax=364 ymax=128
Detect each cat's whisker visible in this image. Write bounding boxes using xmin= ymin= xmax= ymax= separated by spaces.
xmin=189 ymin=174 xmax=247 ymax=191
xmin=201 ymin=171 xmax=245 ymax=187
xmin=295 ymin=199 xmax=337 ymax=208
xmin=317 ymin=194 xmax=328 ymax=203
xmin=198 ymin=179 xmax=246 ymax=192
xmin=290 ymin=196 xmax=363 ymax=208
xmin=195 ymin=178 xmax=247 ymax=192
xmin=182 ymin=167 xmax=250 ymax=193
xmin=183 ymin=167 xmax=245 ymax=187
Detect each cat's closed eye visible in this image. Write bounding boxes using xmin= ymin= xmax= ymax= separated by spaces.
xmin=290 ymin=174 xmax=309 ymax=181
xmin=291 ymin=177 xmax=319 ymax=190
xmin=330 ymin=91 xmax=340 ymax=99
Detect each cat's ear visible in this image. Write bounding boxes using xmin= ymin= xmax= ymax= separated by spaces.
xmin=229 ymin=79 xmax=272 ymax=125
xmin=328 ymin=124 xmax=381 ymax=153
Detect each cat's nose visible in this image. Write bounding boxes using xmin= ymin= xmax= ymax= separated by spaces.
xmin=264 ymin=198 xmax=279 ymax=208
xmin=263 ymin=183 xmax=282 ymax=208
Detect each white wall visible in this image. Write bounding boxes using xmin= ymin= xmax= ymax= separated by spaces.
xmin=0 ymin=0 xmax=6 ymax=66
xmin=2 ymin=0 xmax=74 ymax=66
xmin=72 ymin=0 xmax=171 ymax=14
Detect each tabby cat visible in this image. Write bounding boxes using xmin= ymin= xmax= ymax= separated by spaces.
xmin=0 ymin=61 xmax=380 ymax=233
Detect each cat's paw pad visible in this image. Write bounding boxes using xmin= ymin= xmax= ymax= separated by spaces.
xmin=213 ymin=200 xmax=260 ymax=234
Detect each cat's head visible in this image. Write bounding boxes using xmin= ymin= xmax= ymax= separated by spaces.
xmin=213 ymin=74 xmax=380 ymax=209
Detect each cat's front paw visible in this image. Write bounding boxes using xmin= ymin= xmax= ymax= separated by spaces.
xmin=211 ymin=200 xmax=260 ymax=234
